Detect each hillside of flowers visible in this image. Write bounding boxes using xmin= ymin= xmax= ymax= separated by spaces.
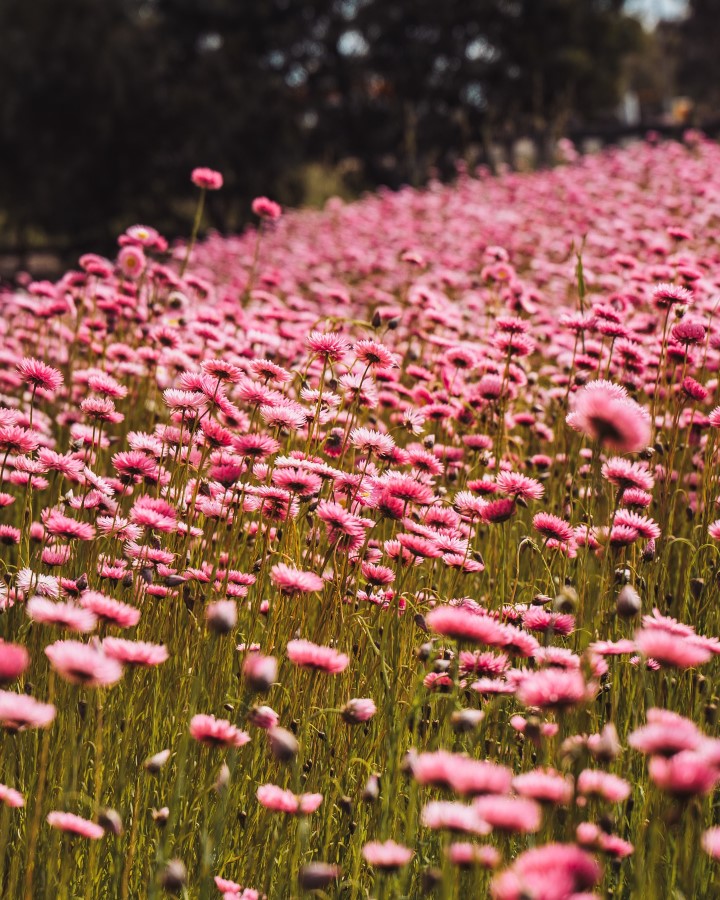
xmin=3 ymin=136 xmax=720 ymax=899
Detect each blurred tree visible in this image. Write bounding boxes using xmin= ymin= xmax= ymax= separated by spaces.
xmin=673 ymin=0 xmax=720 ymax=118
xmin=0 ymin=0 xmax=643 ymax=253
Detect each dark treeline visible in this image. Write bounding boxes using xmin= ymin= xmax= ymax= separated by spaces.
xmin=0 ymin=0 xmax=708 ymax=254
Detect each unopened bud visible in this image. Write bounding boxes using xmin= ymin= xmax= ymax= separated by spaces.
xmin=98 ymin=807 xmax=123 ymax=835
xmin=451 ymin=709 xmax=485 ymax=733
xmin=212 ymin=764 xmax=230 ymax=794
xmin=268 ymin=726 xmax=299 ymax=762
xmin=298 ymin=863 xmax=341 ymax=890
xmin=553 ymin=585 xmax=578 ymax=615
xmin=242 ymin=652 xmax=277 ymax=693
xmin=206 ymin=599 xmax=237 ymax=634
xmin=341 ymin=698 xmax=377 ymax=724
xmin=152 ymin=807 xmax=170 ymax=826
xmin=616 ymin=585 xmax=641 ymax=618
xmin=587 ymin=723 xmax=621 ymax=762
xmin=144 ymin=749 xmax=171 ymax=773
xmin=362 ymin=773 xmax=381 ymax=802
xmin=160 ymin=859 xmax=187 ymax=893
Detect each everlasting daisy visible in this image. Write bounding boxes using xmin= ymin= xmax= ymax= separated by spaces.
xmin=16 ymin=357 xmax=63 ymax=393
xmin=189 ymin=714 xmax=250 ymax=748
xmin=286 ymin=640 xmax=349 ymax=674
xmin=46 ymin=811 xmax=105 ymax=839
xmin=45 ymin=640 xmax=123 ymax=687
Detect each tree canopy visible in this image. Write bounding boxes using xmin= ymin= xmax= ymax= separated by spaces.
xmin=0 ymin=0 xmax=644 ymax=250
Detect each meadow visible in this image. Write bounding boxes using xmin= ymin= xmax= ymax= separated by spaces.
xmin=2 ymin=137 xmax=720 ymax=898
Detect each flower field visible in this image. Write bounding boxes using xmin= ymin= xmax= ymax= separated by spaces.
xmin=3 ymin=137 xmax=720 ymax=898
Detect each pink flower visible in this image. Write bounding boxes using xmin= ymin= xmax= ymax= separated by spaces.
xmin=634 ymin=629 xmax=712 ymax=668
xmin=45 ymin=640 xmax=123 ymax=687
xmin=26 ymin=597 xmax=97 ymax=633
xmin=286 ymin=639 xmax=348 ymax=674
xmin=242 ymin=653 xmax=278 ymax=692
xmin=703 ymin=827 xmax=720 ymax=859
xmin=648 ymin=751 xmax=720 ymax=797
xmin=629 ymin=708 xmax=701 ymax=756
xmin=251 ymin=196 xmax=281 ymax=219
xmin=577 ymin=770 xmax=631 ymax=803
xmin=0 ymin=783 xmax=24 ymax=807
xmin=446 ymin=843 xmax=500 ymax=869
xmin=191 ymin=167 xmax=223 ymax=190
xmin=517 ymin=668 xmax=593 ymax=710
xmin=361 ymin=839 xmax=414 ymax=870
xmin=190 ymin=714 xmax=250 ymax=748
xmin=512 ymin=769 xmax=573 ymax=805
xmin=102 ymin=638 xmax=168 ymax=667
xmin=270 ymin=564 xmax=324 ymax=595
xmin=256 ymin=784 xmax=323 ymax=815
xmin=491 ymin=843 xmax=601 ymax=900
xmin=0 ymin=641 xmax=30 ymax=683
xmin=341 ymin=698 xmax=377 ymax=724
xmin=495 ymin=471 xmax=544 ymax=501
xmin=306 ymin=331 xmax=350 ymax=363
xmin=118 ymin=245 xmax=146 ymax=279
xmin=474 ymin=796 xmax=542 ymax=834
xmin=46 ymin=811 xmax=105 ymax=839
xmin=0 ymin=690 xmax=56 ymax=730
xmin=567 ymin=380 xmax=650 ymax=453
xmin=79 ymin=592 xmax=140 ymax=628
xmin=421 ymin=801 xmax=490 ymax=835
xmin=247 ymin=705 xmax=279 ymax=729
xmin=16 ymin=357 xmax=63 ymax=393
xmin=426 ymin=606 xmax=507 ymax=646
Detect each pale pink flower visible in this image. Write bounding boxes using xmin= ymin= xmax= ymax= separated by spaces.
xmin=46 ymin=811 xmax=105 ymax=839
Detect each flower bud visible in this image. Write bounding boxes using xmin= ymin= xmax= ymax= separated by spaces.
xmin=616 ymin=585 xmax=641 ymax=618
xmin=242 ymin=652 xmax=278 ymax=693
xmin=341 ymin=698 xmax=377 ymax=724
xmin=268 ymin=726 xmax=299 ymax=762
xmin=144 ymin=749 xmax=171 ymax=773
xmin=248 ymin=705 xmax=279 ymax=730
xmin=362 ymin=773 xmax=381 ymax=802
xmin=450 ymin=709 xmax=485 ymax=733
xmin=98 ymin=807 xmax=123 ymax=836
xmin=214 ymin=763 xmax=231 ymax=793
xmin=152 ymin=807 xmax=170 ymax=826
xmin=298 ymin=863 xmax=341 ymax=890
xmin=160 ymin=859 xmax=187 ymax=893
xmin=206 ymin=599 xmax=237 ymax=634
